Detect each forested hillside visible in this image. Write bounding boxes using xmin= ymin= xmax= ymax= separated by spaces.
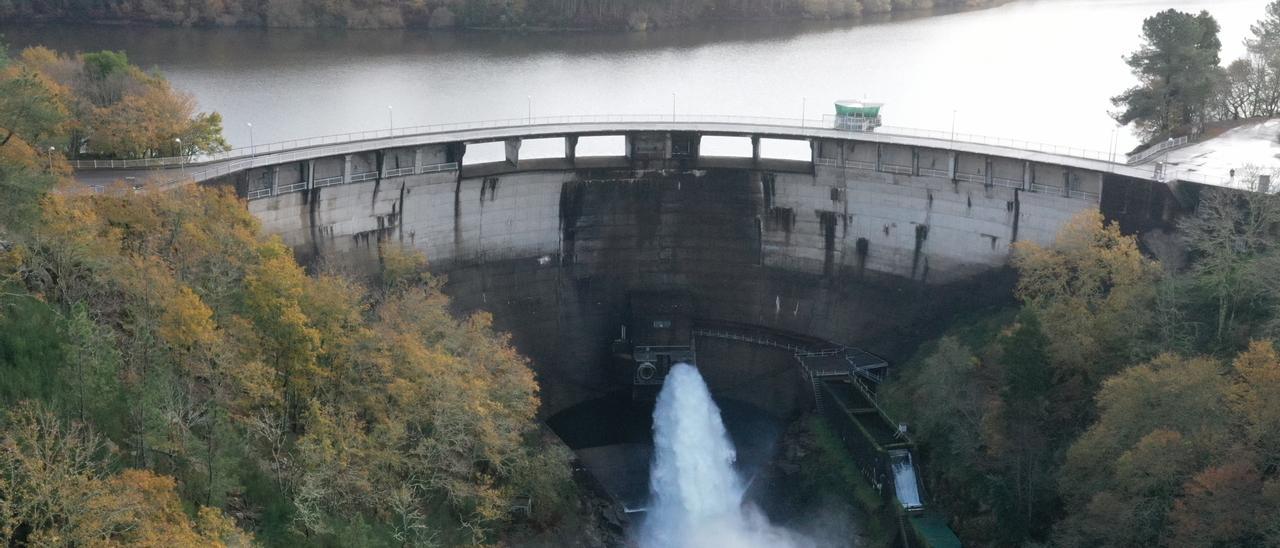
xmin=0 ymin=43 xmax=578 ymax=546
xmin=0 ymin=0 xmax=1004 ymax=30
xmin=884 ymin=197 xmax=1280 ymax=547
xmin=878 ymin=6 xmax=1280 ymax=545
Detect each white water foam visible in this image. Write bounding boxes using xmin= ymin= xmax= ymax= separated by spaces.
xmin=639 ymin=363 xmax=816 ymax=548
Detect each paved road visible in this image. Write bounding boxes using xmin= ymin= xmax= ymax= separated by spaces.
xmin=72 ymin=118 xmax=1162 ymax=188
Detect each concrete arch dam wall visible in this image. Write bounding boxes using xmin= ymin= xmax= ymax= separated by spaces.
xmin=241 ymin=132 xmax=1159 ymax=417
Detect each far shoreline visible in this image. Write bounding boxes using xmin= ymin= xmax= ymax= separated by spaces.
xmin=0 ymin=0 xmax=1014 ymax=34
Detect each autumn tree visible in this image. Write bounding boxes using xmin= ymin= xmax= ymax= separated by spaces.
xmin=0 ymin=69 xmax=67 ymax=148
xmin=1230 ymin=341 xmax=1280 ymax=469
xmin=0 ymin=401 xmax=252 ymax=546
xmin=1057 ymin=354 xmax=1231 ymax=548
xmin=4 ymin=46 xmax=228 ymax=159
xmin=1167 ymin=461 xmax=1280 ymax=548
xmin=1012 ymin=210 xmax=1161 ymax=389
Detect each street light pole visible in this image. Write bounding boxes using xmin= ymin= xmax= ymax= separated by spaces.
xmin=247 ymin=122 xmax=255 ymax=159
xmin=174 ymin=138 xmax=184 ymax=174
xmin=951 ymin=109 xmax=957 ymax=141
xmin=527 ymin=96 xmax=532 ymax=124
xmin=388 ymin=105 xmax=394 ymax=133
xmin=672 ymin=92 xmax=676 ymax=122
xmin=48 ymin=146 xmax=55 ymax=171
xmin=801 ymin=97 xmax=806 ymax=128
xmin=1108 ymin=126 xmax=1118 ymax=163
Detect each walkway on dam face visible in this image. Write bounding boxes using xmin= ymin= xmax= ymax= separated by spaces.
xmin=68 ymin=114 xmax=1172 ymax=188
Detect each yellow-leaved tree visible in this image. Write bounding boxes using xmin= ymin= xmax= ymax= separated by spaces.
xmin=1012 ymin=210 xmax=1162 ymax=386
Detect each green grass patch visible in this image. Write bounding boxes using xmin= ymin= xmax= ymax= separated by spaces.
xmin=805 ymin=415 xmax=894 ymax=546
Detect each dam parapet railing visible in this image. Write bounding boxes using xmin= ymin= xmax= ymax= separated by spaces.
xmin=70 ymin=114 xmax=1237 ymax=190
xmin=71 ymin=113 xmax=1123 ymax=168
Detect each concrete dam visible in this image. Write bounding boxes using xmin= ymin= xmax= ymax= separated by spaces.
xmin=124 ymin=118 xmax=1159 ymax=420
xmin=76 ymin=117 xmax=1184 ymax=535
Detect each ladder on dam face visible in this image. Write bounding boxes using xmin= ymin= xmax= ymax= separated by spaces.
xmin=811 ymin=375 xmax=826 ymax=413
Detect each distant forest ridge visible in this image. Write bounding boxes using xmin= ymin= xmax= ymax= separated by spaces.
xmin=0 ymin=0 xmax=1007 ymax=30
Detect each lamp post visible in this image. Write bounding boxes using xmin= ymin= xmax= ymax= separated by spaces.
xmin=526 ymin=96 xmax=532 ymax=124
xmin=48 ymin=146 xmax=55 ymax=171
xmin=247 ymin=122 xmax=255 ymax=159
xmin=1108 ymin=125 xmax=1118 ymax=164
xmin=801 ymin=97 xmax=806 ymax=128
xmin=671 ymin=92 xmax=676 ymax=122
xmin=951 ymin=109 xmax=957 ymax=141
xmin=388 ymin=105 xmax=394 ymax=133
xmin=174 ymin=138 xmax=184 ymax=174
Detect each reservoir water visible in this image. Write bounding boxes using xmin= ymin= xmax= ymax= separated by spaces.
xmin=4 ymin=0 xmax=1267 ymax=157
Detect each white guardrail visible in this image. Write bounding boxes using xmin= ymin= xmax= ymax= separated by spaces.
xmin=1127 ymin=135 xmax=1190 ymax=165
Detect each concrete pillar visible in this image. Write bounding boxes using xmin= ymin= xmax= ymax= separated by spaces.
xmin=625 ymin=134 xmax=634 ymax=159
xmin=875 ymin=143 xmax=883 ymax=172
xmin=984 ymin=157 xmax=994 ymax=187
xmin=911 ymin=148 xmax=920 ymax=176
xmin=948 ymin=151 xmax=958 ymax=180
xmin=751 ymin=135 xmax=761 ymax=164
xmin=565 ymin=136 xmax=578 ymax=163
xmin=342 ymin=154 xmax=352 ymax=184
xmin=271 ymin=166 xmax=279 ymax=193
xmin=504 ymin=138 xmax=521 ymax=167
xmin=307 ymin=160 xmax=315 ymax=188
xmin=450 ymin=142 xmax=467 ymax=165
xmin=414 ymin=147 xmax=424 ymax=170
xmin=1063 ymin=169 xmax=1073 ymax=197
xmin=1022 ymin=161 xmax=1031 ymax=190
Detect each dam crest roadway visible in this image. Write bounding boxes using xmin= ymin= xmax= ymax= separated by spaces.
xmin=69 ymin=114 xmax=1217 ymax=190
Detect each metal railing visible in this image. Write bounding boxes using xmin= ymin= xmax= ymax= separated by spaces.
xmin=416 ymin=162 xmax=458 ymax=174
xmin=278 ymin=181 xmax=308 ymax=194
xmin=1030 ymin=182 xmax=1061 ymax=195
xmin=70 ymin=114 xmax=1123 ymax=170
xmin=880 ymin=163 xmax=913 ymax=175
xmin=991 ymin=176 xmax=1024 ymax=190
xmin=238 ymin=161 xmax=463 ymax=200
xmin=918 ymin=167 xmax=949 ymax=179
xmin=1127 ymin=135 xmax=1189 ymax=165
xmin=1067 ymin=188 xmax=1101 ymax=201
xmin=1162 ymin=168 xmax=1234 ymax=187
xmin=348 ymin=171 xmax=379 ymax=183
xmin=384 ymin=166 xmax=416 ymax=178
xmin=312 ymin=175 xmax=344 ymax=188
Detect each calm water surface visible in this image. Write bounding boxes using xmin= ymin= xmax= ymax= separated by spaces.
xmin=5 ymin=0 xmax=1268 ymax=156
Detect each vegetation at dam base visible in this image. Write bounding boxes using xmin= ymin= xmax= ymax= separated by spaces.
xmin=0 ymin=0 xmax=1006 ymax=31
xmin=0 ymin=185 xmax=582 ymax=545
xmin=0 ymin=43 xmax=579 ymax=544
xmin=883 ymin=196 xmax=1280 ymax=547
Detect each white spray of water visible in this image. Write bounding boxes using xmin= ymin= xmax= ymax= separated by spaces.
xmin=640 ymin=363 xmax=816 ymax=548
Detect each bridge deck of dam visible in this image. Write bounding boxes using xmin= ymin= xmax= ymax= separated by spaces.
xmin=69 ymin=116 xmax=1167 ymax=188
